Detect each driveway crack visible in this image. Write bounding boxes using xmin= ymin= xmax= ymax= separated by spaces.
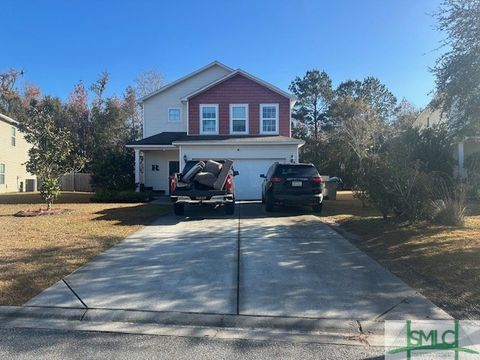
xmin=373 ymin=295 xmax=412 ymax=320
xmin=62 ymin=279 xmax=88 ymax=309
xmin=236 ymin=203 xmax=241 ymax=315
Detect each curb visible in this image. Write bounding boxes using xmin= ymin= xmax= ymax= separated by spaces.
xmin=0 ymin=306 xmax=385 ymax=346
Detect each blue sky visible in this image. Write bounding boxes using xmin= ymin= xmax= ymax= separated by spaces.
xmin=2 ymin=0 xmax=443 ymax=108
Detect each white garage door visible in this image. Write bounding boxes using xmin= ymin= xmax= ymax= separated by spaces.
xmin=233 ymin=159 xmax=284 ymax=200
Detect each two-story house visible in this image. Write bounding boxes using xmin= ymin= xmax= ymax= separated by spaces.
xmin=0 ymin=113 xmax=36 ymax=192
xmin=127 ymin=61 xmax=304 ymax=200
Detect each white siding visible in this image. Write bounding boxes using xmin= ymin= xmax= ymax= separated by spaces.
xmin=179 ymin=144 xmax=298 ymax=163
xmin=143 ymin=65 xmax=231 ymax=137
xmin=143 ymin=149 xmax=179 ymax=192
xmin=0 ymin=120 xmax=36 ymax=193
xmin=178 ymin=144 xmax=299 ymax=200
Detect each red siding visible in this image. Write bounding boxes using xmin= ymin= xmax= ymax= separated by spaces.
xmin=188 ymin=74 xmax=291 ymax=136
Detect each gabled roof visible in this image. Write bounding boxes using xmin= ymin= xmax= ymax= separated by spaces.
xmin=180 ymin=69 xmax=295 ymax=101
xmin=0 ymin=113 xmax=18 ymax=126
xmin=137 ymin=61 xmax=233 ymax=103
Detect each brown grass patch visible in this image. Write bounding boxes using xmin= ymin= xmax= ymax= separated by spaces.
xmin=0 ymin=192 xmax=169 ymax=305
xmin=321 ymin=191 xmax=480 ymax=319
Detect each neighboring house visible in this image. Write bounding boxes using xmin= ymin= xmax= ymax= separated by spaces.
xmin=127 ymin=61 xmax=304 ymax=200
xmin=0 ymin=113 xmax=36 ymax=192
xmin=414 ymin=106 xmax=480 ymax=177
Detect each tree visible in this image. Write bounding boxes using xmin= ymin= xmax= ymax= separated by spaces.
xmin=289 ymin=70 xmax=334 ymax=168
xmin=393 ymin=99 xmax=420 ymax=132
xmin=123 ymin=85 xmax=142 ymax=139
xmin=330 ymin=97 xmax=390 ymax=167
xmin=0 ymin=68 xmax=26 ymax=120
xmin=65 ymin=81 xmax=91 ymax=172
xmin=433 ymin=0 xmax=480 ymax=136
xmin=134 ymin=69 xmax=163 ymax=98
xmin=89 ymin=73 xmax=136 ymax=192
xmin=18 ymin=98 xmax=75 ymax=210
xmin=327 ymin=77 xmax=397 ymax=181
xmin=289 ymin=70 xmax=334 ymax=138
xmin=334 ymin=77 xmax=397 ymax=121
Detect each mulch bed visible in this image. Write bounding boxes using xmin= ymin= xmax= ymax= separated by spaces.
xmin=14 ymin=208 xmax=72 ymax=217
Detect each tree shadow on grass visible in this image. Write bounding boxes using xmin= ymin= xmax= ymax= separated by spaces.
xmin=93 ymin=203 xmax=170 ymax=226
xmin=0 ymin=235 xmax=126 ymax=306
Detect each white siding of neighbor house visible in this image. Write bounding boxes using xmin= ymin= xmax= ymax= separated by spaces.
xmin=142 ymin=65 xmax=232 ymax=138
xmin=0 ymin=119 xmax=36 ymax=193
xmin=414 ymin=107 xmax=447 ymax=129
xmin=143 ymin=149 xmax=179 ymax=192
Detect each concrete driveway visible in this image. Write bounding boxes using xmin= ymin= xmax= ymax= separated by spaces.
xmin=26 ymin=203 xmax=449 ymax=320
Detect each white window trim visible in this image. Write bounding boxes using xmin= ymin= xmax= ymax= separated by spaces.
xmin=167 ymin=107 xmax=182 ymax=123
xmin=229 ymin=104 xmax=249 ymax=135
xmin=260 ymin=103 xmax=279 ymax=135
xmin=11 ymin=126 xmax=16 ymax=147
xmin=200 ymin=104 xmax=219 ymax=134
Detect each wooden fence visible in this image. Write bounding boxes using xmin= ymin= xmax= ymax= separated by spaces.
xmin=59 ymin=173 xmax=93 ymax=192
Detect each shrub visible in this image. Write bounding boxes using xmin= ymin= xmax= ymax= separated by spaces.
xmin=360 ymin=157 xmax=397 ymax=218
xmin=91 ymin=190 xmax=153 ymax=203
xmin=90 ymin=149 xmax=134 ymax=191
xmin=356 ymin=126 xmax=454 ymax=223
xmin=431 ymin=182 xmax=467 ymax=226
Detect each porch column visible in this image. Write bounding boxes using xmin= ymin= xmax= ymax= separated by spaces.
xmin=458 ymin=141 xmax=465 ymax=178
xmin=134 ymin=148 xmax=141 ymax=192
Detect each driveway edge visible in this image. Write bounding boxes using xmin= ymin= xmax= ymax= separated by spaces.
xmin=0 ymin=306 xmax=384 ymax=346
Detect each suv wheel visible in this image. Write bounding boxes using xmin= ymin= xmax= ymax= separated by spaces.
xmin=265 ymin=194 xmax=274 ymax=212
xmin=173 ymin=202 xmax=184 ymax=215
xmin=225 ymin=202 xmax=235 ymax=215
xmin=312 ymin=203 xmax=323 ymax=214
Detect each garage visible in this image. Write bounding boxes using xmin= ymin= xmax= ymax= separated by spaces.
xmin=232 ymin=159 xmax=283 ymax=200
xmin=176 ymin=139 xmax=304 ymax=200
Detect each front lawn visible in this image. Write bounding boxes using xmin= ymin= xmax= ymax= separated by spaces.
xmin=322 ymin=191 xmax=480 ymax=319
xmin=0 ymin=192 xmax=169 ymax=305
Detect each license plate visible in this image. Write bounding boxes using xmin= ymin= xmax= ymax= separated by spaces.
xmin=197 ymin=196 xmax=207 ymax=200
xmin=291 ymin=181 xmax=302 ymax=187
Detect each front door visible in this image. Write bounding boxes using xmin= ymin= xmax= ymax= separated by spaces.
xmin=169 ymin=161 xmax=180 ymax=176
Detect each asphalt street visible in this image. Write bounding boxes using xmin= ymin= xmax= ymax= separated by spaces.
xmin=0 ymin=327 xmax=384 ymax=360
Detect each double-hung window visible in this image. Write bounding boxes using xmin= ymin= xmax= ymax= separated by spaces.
xmin=260 ymin=104 xmax=279 ymax=134
xmin=168 ymin=108 xmax=181 ymax=122
xmin=0 ymin=164 xmax=5 ymax=185
xmin=11 ymin=126 xmax=16 ymax=146
xmin=230 ymin=104 xmax=248 ymax=134
xmin=200 ymin=104 xmax=218 ymax=134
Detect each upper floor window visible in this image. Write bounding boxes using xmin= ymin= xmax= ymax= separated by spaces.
xmin=260 ymin=104 xmax=279 ymax=134
xmin=168 ymin=108 xmax=181 ymax=122
xmin=11 ymin=126 xmax=16 ymax=146
xmin=0 ymin=164 xmax=5 ymax=185
xmin=230 ymin=104 xmax=248 ymax=134
xmin=200 ymin=104 xmax=218 ymax=134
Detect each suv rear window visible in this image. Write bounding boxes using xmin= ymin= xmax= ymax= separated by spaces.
xmin=274 ymin=165 xmax=319 ymax=178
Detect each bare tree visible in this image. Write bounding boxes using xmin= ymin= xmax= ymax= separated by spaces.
xmin=134 ymin=69 xmax=164 ymax=98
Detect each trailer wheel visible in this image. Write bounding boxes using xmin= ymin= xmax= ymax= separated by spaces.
xmin=225 ymin=202 xmax=235 ymax=215
xmin=173 ymin=202 xmax=184 ymax=215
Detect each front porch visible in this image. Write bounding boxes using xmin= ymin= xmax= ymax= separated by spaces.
xmin=133 ymin=147 xmax=180 ymax=193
